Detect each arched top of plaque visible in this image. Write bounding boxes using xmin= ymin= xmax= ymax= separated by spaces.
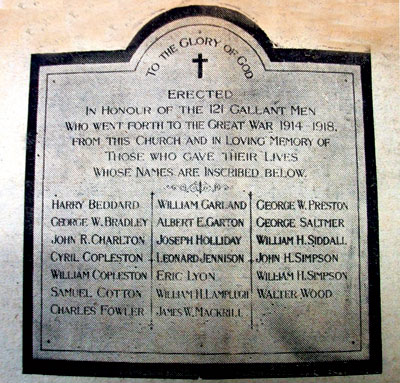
xmin=126 ymin=5 xmax=275 ymax=56
xmin=129 ymin=8 xmax=272 ymax=80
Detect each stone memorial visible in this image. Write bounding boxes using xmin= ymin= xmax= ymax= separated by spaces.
xmin=24 ymin=6 xmax=381 ymax=379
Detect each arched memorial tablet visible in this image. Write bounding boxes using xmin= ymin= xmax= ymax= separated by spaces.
xmin=23 ymin=5 xmax=381 ymax=379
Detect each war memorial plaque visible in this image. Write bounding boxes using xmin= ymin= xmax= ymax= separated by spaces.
xmin=23 ymin=6 xmax=381 ymax=379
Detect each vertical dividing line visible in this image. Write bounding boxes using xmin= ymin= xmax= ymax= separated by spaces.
xmin=249 ymin=191 xmax=253 ymax=329
xmin=150 ymin=192 xmax=154 ymax=327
